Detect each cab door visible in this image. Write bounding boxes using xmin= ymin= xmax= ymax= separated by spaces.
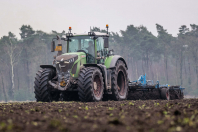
xmin=96 ymin=37 xmax=107 ymax=64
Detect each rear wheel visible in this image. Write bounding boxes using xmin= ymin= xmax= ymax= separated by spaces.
xmin=161 ymin=88 xmax=170 ymax=100
xmin=108 ymin=60 xmax=128 ymax=101
xmin=77 ymin=67 xmax=104 ymax=102
xmin=34 ymin=68 xmax=60 ymax=102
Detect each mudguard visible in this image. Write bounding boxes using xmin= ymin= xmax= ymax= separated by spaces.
xmin=40 ymin=65 xmax=56 ymax=71
xmin=109 ymin=55 xmax=128 ymax=69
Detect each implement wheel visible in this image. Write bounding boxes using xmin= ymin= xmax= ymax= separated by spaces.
xmin=34 ymin=68 xmax=60 ymax=102
xmin=77 ymin=67 xmax=104 ymax=102
xmin=170 ymin=89 xmax=184 ymax=100
xmin=109 ymin=60 xmax=128 ymax=101
xmin=180 ymin=90 xmax=184 ymax=99
xmin=161 ymin=88 xmax=170 ymax=100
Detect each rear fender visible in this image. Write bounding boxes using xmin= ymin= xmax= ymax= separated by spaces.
xmin=109 ymin=55 xmax=128 ymax=69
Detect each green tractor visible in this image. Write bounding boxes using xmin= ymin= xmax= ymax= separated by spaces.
xmin=34 ymin=25 xmax=128 ymax=102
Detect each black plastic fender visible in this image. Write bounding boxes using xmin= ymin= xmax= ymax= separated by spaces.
xmin=109 ymin=55 xmax=128 ymax=69
xmin=40 ymin=65 xmax=56 ymax=71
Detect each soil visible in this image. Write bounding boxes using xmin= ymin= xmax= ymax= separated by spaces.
xmin=0 ymin=99 xmax=198 ymax=132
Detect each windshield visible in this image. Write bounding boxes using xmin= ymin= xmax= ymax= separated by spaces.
xmin=68 ymin=36 xmax=95 ymax=57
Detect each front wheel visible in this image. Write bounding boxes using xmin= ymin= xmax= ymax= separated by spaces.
xmin=77 ymin=67 xmax=104 ymax=102
xmin=34 ymin=68 xmax=60 ymax=102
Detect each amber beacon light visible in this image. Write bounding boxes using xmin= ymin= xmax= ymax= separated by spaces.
xmin=106 ymin=24 xmax=109 ymax=34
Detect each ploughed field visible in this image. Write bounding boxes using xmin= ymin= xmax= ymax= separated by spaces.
xmin=0 ymin=99 xmax=198 ymax=132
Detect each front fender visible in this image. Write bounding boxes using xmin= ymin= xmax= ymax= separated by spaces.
xmin=40 ymin=65 xmax=56 ymax=71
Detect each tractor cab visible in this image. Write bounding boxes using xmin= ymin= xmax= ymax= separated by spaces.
xmin=51 ymin=25 xmax=111 ymax=64
xmin=66 ymin=32 xmax=109 ymax=64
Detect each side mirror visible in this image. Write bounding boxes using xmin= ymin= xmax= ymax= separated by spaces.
xmin=51 ymin=41 xmax=55 ymax=52
xmin=109 ymin=49 xmax=114 ymax=55
xmin=104 ymin=38 xmax=109 ymax=48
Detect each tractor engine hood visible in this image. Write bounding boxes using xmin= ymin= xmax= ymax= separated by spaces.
xmin=56 ymin=54 xmax=78 ymax=62
xmin=55 ymin=54 xmax=78 ymax=73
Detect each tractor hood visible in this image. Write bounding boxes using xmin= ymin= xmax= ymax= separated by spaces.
xmin=56 ymin=52 xmax=85 ymax=62
xmin=56 ymin=54 xmax=78 ymax=62
xmin=55 ymin=52 xmax=85 ymax=74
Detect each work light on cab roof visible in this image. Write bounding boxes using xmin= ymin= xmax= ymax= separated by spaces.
xmin=66 ymin=27 xmax=73 ymax=37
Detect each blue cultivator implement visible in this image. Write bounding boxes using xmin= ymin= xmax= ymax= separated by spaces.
xmin=128 ymin=74 xmax=185 ymax=100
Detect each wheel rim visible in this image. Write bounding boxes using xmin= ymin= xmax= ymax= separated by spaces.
xmin=117 ymin=70 xmax=125 ymax=96
xmin=166 ymin=91 xmax=169 ymax=100
xmin=93 ymin=75 xmax=102 ymax=98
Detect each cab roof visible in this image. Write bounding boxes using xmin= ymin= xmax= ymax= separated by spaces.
xmin=73 ymin=32 xmax=109 ymax=37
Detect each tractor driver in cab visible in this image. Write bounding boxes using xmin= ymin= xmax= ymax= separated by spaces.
xmin=87 ymin=41 xmax=94 ymax=56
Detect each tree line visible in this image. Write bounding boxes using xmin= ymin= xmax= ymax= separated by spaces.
xmin=0 ymin=24 xmax=198 ymax=101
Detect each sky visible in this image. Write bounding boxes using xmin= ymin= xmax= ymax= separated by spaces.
xmin=0 ymin=0 xmax=198 ymax=39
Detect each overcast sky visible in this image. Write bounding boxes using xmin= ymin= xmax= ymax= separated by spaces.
xmin=0 ymin=0 xmax=198 ymax=39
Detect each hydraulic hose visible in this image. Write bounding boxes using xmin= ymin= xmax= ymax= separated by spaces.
xmin=48 ymin=81 xmax=68 ymax=91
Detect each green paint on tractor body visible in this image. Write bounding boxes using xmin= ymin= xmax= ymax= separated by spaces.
xmin=104 ymin=56 xmax=114 ymax=68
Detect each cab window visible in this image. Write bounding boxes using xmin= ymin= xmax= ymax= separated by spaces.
xmin=68 ymin=36 xmax=95 ymax=63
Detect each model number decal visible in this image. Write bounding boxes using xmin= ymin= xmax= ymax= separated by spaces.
xmin=81 ymin=55 xmax=86 ymax=58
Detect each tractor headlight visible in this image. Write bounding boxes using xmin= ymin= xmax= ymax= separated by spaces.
xmin=66 ymin=33 xmax=73 ymax=37
xmin=64 ymin=61 xmax=69 ymax=64
xmin=65 ymin=58 xmax=74 ymax=63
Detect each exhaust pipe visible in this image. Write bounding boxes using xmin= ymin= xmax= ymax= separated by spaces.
xmin=48 ymin=81 xmax=68 ymax=91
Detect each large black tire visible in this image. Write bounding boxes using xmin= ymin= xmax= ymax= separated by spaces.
xmin=77 ymin=67 xmax=104 ymax=102
xmin=160 ymin=88 xmax=170 ymax=100
xmin=169 ymin=89 xmax=184 ymax=100
xmin=34 ymin=68 xmax=60 ymax=102
xmin=60 ymin=91 xmax=79 ymax=101
xmin=180 ymin=90 xmax=184 ymax=99
xmin=108 ymin=60 xmax=128 ymax=101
